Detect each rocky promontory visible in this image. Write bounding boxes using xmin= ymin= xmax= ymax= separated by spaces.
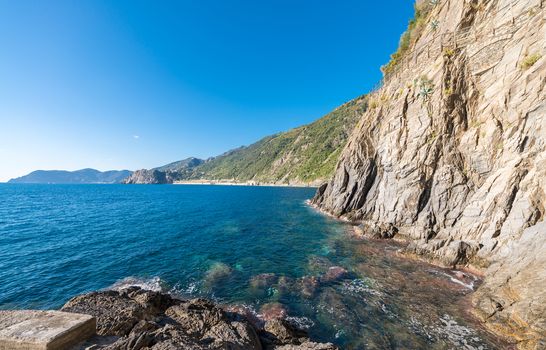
xmin=122 ymin=169 xmax=175 ymax=184
xmin=62 ymin=287 xmax=336 ymax=349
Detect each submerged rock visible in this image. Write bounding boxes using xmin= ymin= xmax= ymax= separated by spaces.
xmin=259 ymin=303 xmax=288 ymax=321
xmin=202 ymin=262 xmax=233 ymax=290
xmin=276 ymin=276 xmax=295 ymax=295
xmin=250 ymin=273 xmax=278 ymax=289
xmin=62 ymin=287 xmax=335 ymax=349
xmin=320 ymin=267 xmax=349 ymax=283
xmin=297 ymin=276 xmax=320 ymax=299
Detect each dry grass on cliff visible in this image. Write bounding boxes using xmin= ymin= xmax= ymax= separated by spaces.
xmin=520 ymin=53 xmax=542 ymax=70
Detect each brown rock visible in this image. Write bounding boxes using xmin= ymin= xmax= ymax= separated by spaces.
xmin=320 ymin=267 xmax=349 ymax=283
xmin=62 ymin=291 xmax=144 ymax=336
xmin=259 ymin=303 xmax=288 ymax=321
xmin=297 ymin=277 xmax=320 ymax=299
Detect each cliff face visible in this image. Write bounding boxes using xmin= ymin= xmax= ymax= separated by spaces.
xmin=312 ymin=0 xmax=545 ymax=347
xmin=122 ymin=158 xmax=205 ymax=184
xmin=122 ymin=169 xmax=174 ymax=184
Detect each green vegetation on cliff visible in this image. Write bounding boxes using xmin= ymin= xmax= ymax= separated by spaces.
xmin=381 ymin=1 xmax=436 ymax=76
xmin=188 ymin=95 xmax=367 ymax=184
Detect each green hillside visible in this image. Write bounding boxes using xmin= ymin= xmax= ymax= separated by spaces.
xmin=188 ymin=94 xmax=367 ymax=184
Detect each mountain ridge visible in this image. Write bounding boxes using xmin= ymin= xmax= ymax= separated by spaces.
xmin=8 ymin=169 xmax=132 ymax=184
xmin=122 ymin=95 xmax=367 ymax=185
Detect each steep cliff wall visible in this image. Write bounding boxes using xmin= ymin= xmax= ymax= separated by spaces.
xmin=312 ymin=0 xmax=545 ymax=348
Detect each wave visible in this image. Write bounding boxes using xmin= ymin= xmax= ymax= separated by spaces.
xmin=108 ymin=276 xmax=164 ymax=292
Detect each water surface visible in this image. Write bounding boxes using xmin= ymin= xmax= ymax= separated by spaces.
xmin=0 ymin=184 xmax=505 ymax=348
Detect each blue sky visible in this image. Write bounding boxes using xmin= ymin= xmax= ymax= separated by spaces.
xmin=0 ymin=0 xmax=413 ymax=181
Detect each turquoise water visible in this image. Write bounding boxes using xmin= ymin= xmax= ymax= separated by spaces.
xmin=0 ymin=184 xmax=505 ymax=349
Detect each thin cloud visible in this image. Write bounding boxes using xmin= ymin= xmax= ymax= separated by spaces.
xmin=133 ymin=135 xmax=140 ymax=140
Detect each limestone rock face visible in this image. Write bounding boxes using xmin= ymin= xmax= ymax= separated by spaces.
xmin=122 ymin=169 xmax=174 ymax=184
xmin=62 ymin=287 xmax=336 ymax=350
xmin=312 ymin=0 xmax=546 ymax=347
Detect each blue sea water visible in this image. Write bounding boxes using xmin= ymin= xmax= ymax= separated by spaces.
xmin=0 ymin=184 xmax=505 ymax=349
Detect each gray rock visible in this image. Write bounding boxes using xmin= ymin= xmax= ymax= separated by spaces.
xmin=311 ymin=1 xmax=546 ymax=347
xmin=263 ymin=319 xmax=307 ymax=345
xmin=122 ymin=169 xmax=173 ymax=184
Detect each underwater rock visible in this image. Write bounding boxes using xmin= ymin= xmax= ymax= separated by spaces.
xmin=297 ymin=276 xmax=320 ymax=299
xmin=276 ymin=276 xmax=295 ymax=295
xmin=320 ymin=266 xmax=349 ymax=283
xmin=307 ymin=256 xmax=333 ymax=274
xmin=250 ymin=273 xmax=278 ymax=289
xmin=203 ymin=262 xmax=233 ymax=289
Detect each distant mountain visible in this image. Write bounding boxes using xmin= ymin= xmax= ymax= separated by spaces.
xmin=8 ymin=169 xmax=132 ymax=184
xmin=124 ymin=95 xmax=367 ymax=185
xmin=154 ymin=157 xmax=205 ymax=172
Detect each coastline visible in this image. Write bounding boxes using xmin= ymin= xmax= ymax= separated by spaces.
xmin=305 ymin=199 xmax=530 ymax=348
xmin=174 ymin=179 xmax=319 ymax=188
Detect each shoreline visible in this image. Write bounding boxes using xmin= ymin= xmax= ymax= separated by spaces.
xmin=305 ymin=200 xmax=524 ymax=348
xmin=307 ymin=199 xmax=487 ymax=275
xmin=173 ymin=180 xmax=319 ymax=188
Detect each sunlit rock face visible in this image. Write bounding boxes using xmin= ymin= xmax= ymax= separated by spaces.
xmin=312 ymin=0 xmax=546 ymax=347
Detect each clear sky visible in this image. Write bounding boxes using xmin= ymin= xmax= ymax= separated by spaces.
xmin=0 ymin=0 xmax=413 ymax=182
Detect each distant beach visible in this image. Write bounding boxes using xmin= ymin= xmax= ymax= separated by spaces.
xmin=173 ymin=179 xmax=319 ymax=188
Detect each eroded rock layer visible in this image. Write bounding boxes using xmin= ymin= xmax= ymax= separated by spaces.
xmin=312 ymin=0 xmax=545 ymax=348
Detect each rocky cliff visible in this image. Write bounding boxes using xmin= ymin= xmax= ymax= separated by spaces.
xmin=312 ymin=0 xmax=545 ymax=348
xmin=122 ymin=158 xmax=205 ymax=184
xmin=122 ymin=169 xmax=174 ymax=184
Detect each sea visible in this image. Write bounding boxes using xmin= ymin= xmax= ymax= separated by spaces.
xmin=0 ymin=184 xmax=507 ymax=349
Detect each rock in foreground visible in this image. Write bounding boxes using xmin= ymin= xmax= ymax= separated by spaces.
xmin=62 ymin=287 xmax=337 ymax=350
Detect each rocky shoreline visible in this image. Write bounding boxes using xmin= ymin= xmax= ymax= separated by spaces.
xmin=308 ymin=199 xmax=542 ymax=349
xmin=62 ymin=287 xmax=337 ymax=349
